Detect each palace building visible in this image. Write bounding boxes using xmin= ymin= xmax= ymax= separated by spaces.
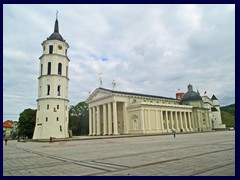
xmin=86 ymin=85 xmax=225 ymax=136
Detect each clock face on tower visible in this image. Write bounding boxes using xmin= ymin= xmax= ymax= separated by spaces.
xmin=58 ymin=45 xmax=62 ymax=50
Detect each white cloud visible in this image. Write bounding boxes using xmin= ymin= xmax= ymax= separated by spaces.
xmin=3 ymin=4 xmax=235 ymax=121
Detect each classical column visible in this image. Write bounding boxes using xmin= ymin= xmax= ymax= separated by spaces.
xmin=191 ymin=112 xmax=195 ymax=130
xmin=198 ymin=111 xmax=202 ymax=131
xmin=165 ymin=111 xmax=170 ymax=132
xmin=107 ymin=103 xmax=112 ymax=135
xmin=113 ymin=101 xmax=119 ymax=135
xmin=184 ymin=112 xmax=189 ymax=131
xmin=205 ymin=112 xmax=211 ymax=130
xmin=188 ymin=112 xmax=193 ymax=131
xmin=103 ymin=104 xmax=107 ymax=135
xmin=148 ymin=110 xmax=151 ymax=130
xmin=160 ymin=110 xmax=164 ymax=132
xmin=170 ymin=111 xmax=174 ymax=130
xmin=179 ymin=112 xmax=183 ymax=132
xmin=156 ymin=110 xmax=159 ymax=130
xmin=141 ymin=107 xmax=145 ymax=131
xmin=174 ymin=111 xmax=179 ymax=131
xmin=123 ymin=102 xmax=129 ymax=134
xmin=89 ymin=107 xmax=92 ymax=135
xmin=96 ymin=106 xmax=101 ymax=135
xmin=92 ymin=106 xmax=96 ymax=135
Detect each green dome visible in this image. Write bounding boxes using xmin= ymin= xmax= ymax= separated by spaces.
xmin=182 ymin=84 xmax=202 ymax=102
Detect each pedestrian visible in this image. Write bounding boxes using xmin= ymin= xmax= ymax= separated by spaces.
xmin=49 ymin=136 xmax=52 ymax=143
xmin=173 ymin=130 xmax=176 ymax=138
xmin=4 ymin=136 xmax=8 ymax=146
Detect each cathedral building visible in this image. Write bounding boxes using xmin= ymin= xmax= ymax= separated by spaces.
xmin=33 ymin=16 xmax=70 ymax=140
xmin=86 ymin=84 xmax=225 ymax=136
xmin=32 ymin=16 xmax=225 ymax=139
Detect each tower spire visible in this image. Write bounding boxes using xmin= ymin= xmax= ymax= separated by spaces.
xmin=47 ymin=13 xmax=65 ymax=42
xmin=54 ymin=13 xmax=59 ymax=33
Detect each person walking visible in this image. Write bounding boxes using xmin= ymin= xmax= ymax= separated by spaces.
xmin=172 ymin=130 xmax=176 ymax=138
xmin=4 ymin=136 xmax=8 ymax=146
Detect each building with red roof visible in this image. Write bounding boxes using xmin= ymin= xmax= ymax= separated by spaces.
xmin=3 ymin=122 xmax=13 ymax=138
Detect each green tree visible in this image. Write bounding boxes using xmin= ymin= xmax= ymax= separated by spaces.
xmin=69 ymin=101 xmax=89 ymax=135
xmin=17 ymin=108 xmax=36 ymax=139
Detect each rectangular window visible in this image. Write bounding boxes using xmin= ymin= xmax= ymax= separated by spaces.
xmin=46 ymin=117 xmax=48 ymax=122
xmin=49 ymin=45 xmax=53 ymax=54
xmin=57 ymin=117 xmax=59 ymax=121
xmin=60 ymin=126 xmax=62 ymax=131
xmin=57 ymin=86 xmax=61 ymax=96
xmin=40 ymin=64 xmax=43 ymax=76
xmin=57 ymin=105 xmax=59 ymax=109
xmin=47 ymin=85 xmax=50 ymax=95
xmin=47 ymin=104 xmax=49 ymax=110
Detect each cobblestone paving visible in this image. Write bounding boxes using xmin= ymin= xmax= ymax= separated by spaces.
xmin=3 ymin=131 xmax=235 ymax=176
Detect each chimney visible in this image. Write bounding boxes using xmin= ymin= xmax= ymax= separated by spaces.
xmin=176 ymin=93 xmax=185 ymax=100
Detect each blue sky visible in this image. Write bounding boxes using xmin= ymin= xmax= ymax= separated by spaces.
xmin=3 ymin=4 xmax=235 ymax=121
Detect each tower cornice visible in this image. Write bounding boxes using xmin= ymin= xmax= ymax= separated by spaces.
xmin=37 ymin=97 xmax=69 ymax=102
xmin=42 ymin=39 xmax=69 ymax=48
xmin=38 ymin=74 xmax=70 ymax=80
xmin=39 ymin=54 xmax=70 ymax=62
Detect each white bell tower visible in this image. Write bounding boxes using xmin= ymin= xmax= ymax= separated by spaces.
xmin=33 ymin=15 xmax=70 ymax=139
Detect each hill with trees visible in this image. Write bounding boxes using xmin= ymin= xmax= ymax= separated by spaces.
xmin=220 ymin=104 xmax=235 ymax=128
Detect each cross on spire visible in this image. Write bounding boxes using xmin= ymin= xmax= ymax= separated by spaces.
xmin=56 ymin=10 xmax=59 ymax=20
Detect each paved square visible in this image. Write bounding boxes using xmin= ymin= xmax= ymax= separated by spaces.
xmin=3 ymin=131 xmax=235 ymax=176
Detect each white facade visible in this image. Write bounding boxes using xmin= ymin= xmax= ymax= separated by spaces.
xmin=86 ymin=87 xmax=212 ymax=136
xmin=202 ymin=95 xmax=226 ymax=129
xmin=33 ymin=18 xmax=70 ymax=140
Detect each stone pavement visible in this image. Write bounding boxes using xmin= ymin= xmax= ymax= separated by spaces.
xmin=3 ymin=131 xmax=235 ymax=176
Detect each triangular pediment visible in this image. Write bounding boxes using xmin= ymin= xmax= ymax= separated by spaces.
xmin=86 ymin=88 xmax=112 ymax=102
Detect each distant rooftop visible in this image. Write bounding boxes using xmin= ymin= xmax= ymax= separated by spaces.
xmin=99 ymin=88 xmax=178 ymax=101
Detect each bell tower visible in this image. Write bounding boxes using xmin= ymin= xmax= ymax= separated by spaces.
xmin=33 ymin=14 xmax=70 ymax=139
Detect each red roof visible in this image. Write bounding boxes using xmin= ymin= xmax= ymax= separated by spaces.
xmin=3 ymin=122 xmax=13 ymax=128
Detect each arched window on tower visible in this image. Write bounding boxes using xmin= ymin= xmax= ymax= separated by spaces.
xmin=60 ymin=125 xmax=62 ymax=131
xmin=58 ymin=63 xmax=62 ymax=75
xmin=47 ymin=62 xmax=51 ymax=75
xmin=47 ymin=85 xmax=50 ymax=95
xmin=57 ymin=85 xmax=61 ymax=96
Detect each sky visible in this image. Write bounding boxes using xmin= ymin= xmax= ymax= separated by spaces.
xmin=3 ymin=4 xmax=235 ymax=121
